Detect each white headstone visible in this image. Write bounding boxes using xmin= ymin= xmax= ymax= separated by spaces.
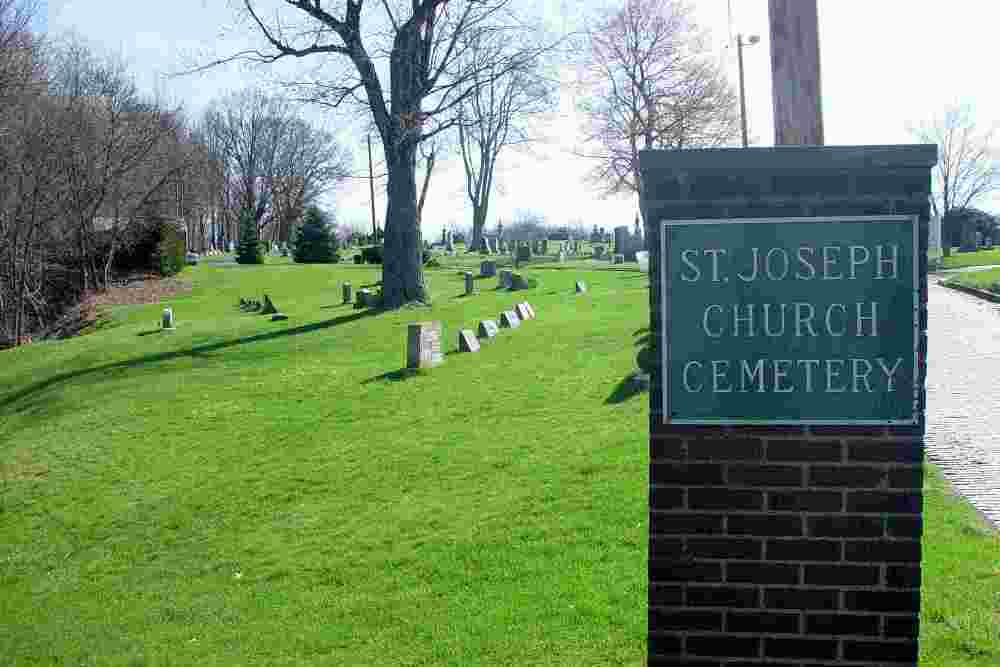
xmin=161 ymin=307 xmax=175 ymax=330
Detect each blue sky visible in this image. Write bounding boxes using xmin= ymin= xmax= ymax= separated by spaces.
xmin=45 ymin=0 xmax=1000 ymax=237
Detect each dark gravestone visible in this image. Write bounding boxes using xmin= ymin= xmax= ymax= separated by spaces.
xmin=510 ymin=273 xmax=529 ymax=290
xmin=464 ymin=272 xmax=474 ymax=296
xmin=640 ymin=145 xmax=935 ymax=667
xmin=458 ymin=329 xmax=480 ymax=353
xmin=516 ymin=244 xmax=531 ymax=263
xmin=614 ymin=225 xmax=629 ymax=256
xmin=342 ymin=282 xmax=353 ymax=304
xmin=261 ymin=295 xmax=278 ymax=315
xmin=499 ymin=310 xmax=520 ymax=328
xmin=406 ymin=321 xmax=443 ymax=369
xmin=480 ymin=261 xmax=497 ymax=277
xmin=498 ymin=270 xmax=513 ymax=290
xmin=477 ymin=320 xmax=499 ymax=338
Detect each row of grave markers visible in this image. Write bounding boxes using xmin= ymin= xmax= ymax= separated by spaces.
xmin=407 ymin=301 xmax=536 ymax=369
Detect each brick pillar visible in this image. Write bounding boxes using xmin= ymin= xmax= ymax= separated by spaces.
xmin=640 ymin=145 xmax=937 ymax=666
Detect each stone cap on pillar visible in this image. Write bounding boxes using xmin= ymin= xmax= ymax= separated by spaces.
xmin=638 ymin=144 xmax=938 ymax=172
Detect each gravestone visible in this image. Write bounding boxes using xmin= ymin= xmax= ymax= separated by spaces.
xmin=499 ymin=310 xmax=520 ymax=328
xmin=515 ymin=303 xmax=531 ymax=321
xmin=510 ymin=273 xmax=529 ymax=290
xmin=613 ymin=225 xmax=630 ymax=257
xmin=480 ymin=260 xmax=497 ymax=277
xmin=593 ymin=245 xmax=605 ymax=260
xmin=343 ymin=282 xmax=353 ymax=304
xmin=499 ymin=269 xmax=513 ymax=290
xmin=406 ymin=321 xmax=443 ymax=369
xmin=464 ymin=272 xmax=474 ymax=295
xmin=640 ymin=145 xmax=936 ymax=667
xmin=516 ymin=244 xmax=531 ymax=263
xmin=477 ymin=319 xmax=499 ymax=338
xmin=445 ymin=231 xmax=455 ymax=252
xmin=612 ymin=254 xmax=625 ymax=264
xmin=228 ymin=241 xmax=235 ymax=253
xmin=161 ymin=307 xmax=175 ymax=331
xmin=458 ymin=329 xmax=480 ymax=353
xmin=355 ymin=288 xmax=372 ymax=309
xmin=261 ymin=294 xmax=278 ymax=315
xmin=575 ymin=280 xmax=587 ymax=293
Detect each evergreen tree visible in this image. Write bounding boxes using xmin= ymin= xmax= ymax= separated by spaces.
xmin=293 ymin=206 xmax=339 ymax=263
xmin=236 ymin=208 xmax=265 ymax=264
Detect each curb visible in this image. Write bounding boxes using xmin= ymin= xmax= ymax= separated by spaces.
xmin=940 ymin=281 xmax=1000 ymax=304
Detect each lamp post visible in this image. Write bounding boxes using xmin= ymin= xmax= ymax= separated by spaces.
xmin=737 ymin=33 xmax=759 ymax=148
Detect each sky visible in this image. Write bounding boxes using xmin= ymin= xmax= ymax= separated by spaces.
xmin=43 ymin=0 xmax=1000 ymax=240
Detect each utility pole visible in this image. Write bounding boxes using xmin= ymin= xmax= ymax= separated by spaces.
xmin=367 ymin=134 xmax=377 ymax=241
xmin=736 ymin=33 xmax=759 ymax=148
xmin=768 ymin=0 xmax=824 ymax=145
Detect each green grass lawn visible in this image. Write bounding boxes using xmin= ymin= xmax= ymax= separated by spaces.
xmin=943 ymin=267 xmax=1000 ymax=293
xmin=1 ymin=256 xmax=997 ymax=666
xmin=940 ymin=247 xmax=1000 ymax=270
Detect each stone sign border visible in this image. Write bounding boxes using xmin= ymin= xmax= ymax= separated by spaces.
xmin=660 ymin=215 xmax=919 ymax=427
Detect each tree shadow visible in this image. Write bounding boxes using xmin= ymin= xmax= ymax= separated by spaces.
xmin=1 ymin=309 xmax=380 ymax=412
xmin=136 ymin=330 xmax=160 ymax=337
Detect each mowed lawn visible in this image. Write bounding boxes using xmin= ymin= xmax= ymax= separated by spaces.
xmin=1 ymin=257 xmax=997 ymax=666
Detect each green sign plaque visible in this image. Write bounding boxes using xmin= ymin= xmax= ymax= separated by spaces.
xmin=661 ymin=216 xmax=918 ymax=425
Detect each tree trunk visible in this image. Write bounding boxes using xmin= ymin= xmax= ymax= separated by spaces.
xmin=380 ymin=141 xmax=427 ymax=308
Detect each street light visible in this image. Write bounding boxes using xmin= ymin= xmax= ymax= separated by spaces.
xmin=737 ymin=33 xmax=759 ymax=148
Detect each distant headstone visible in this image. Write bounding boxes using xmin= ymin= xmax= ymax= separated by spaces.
xmin=356 ymin=288 xmax=373 ymax=309
xmin=161 ymin=307 xmax=175 ymax=331
xmin=593 ymin=246 xmax=605 ymax=260
xmin=515 ymin=303 xmax=531 ymax=321
xmin=612 ymin=254 xmax=625 ymax=264
xmin=499 ymin=310 xmax=520 ymax=328
xmin=261 ymin=294 xmax=278 ymax=315
xmin=458 ymin=329 xmax=480 ymax=353
xmin=343 ymin=282 xmax=353 ymax=304
xmin=499 ymin=269 xmax=513 ymax=289
xmin=478 ymin=319 xmax=499 ymax=338
xmin=510 ymin=273 xmax=529 ymax=290
xmin=407 ymin=321 xmax=443 ymax=369
xmin=575 ymin=280 xmax=587 ymax=293
xmin=516 ymin=244 xmax=531 ymax=263
xmin=480 ymin=260 xmax=497 ymax=277
xmin=464 ymin=271 xmax=474 ymax=295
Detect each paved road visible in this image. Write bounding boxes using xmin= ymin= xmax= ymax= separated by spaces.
xmin=927 ymin=280 xmax=1000 ymax=528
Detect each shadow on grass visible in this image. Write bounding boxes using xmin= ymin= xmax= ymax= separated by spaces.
xmin=1 ymin=309 xmax=380 ymax=413
xmin=606 ymin=327 xmax=653 ymax=405
xmin=361 ymin=367 xmax=424 ymax=384
xmin=320 ymin=303 xmax=353 ymax=310
xmin=136 ymin=330 xmax=160 ymax=337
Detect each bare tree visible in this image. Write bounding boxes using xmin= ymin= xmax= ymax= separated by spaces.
xmin=578 ymin=0 xmax=738 ymax=235
xmin=268 ymin=117 xmax=349 ymax=244
xmin=911 ymin=104 xmax=1000 ymax=256
xmin=45 ymin=36 xmax=185 ymax=292
xmin=207 ymin=0 xmax=549 ymax=308
xmin=457 ymin=29 xmax=553 ymax=252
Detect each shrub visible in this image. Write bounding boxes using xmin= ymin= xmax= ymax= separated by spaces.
xmin=236 ymin=209 xmax=265 ymax=265
xmin=292 ymin=206 xmax=340 ymax=263
xmin=361 ymin=245 xmax=383 ymax=264
xmin=155 ymin=222 xmax=186 ymax=276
